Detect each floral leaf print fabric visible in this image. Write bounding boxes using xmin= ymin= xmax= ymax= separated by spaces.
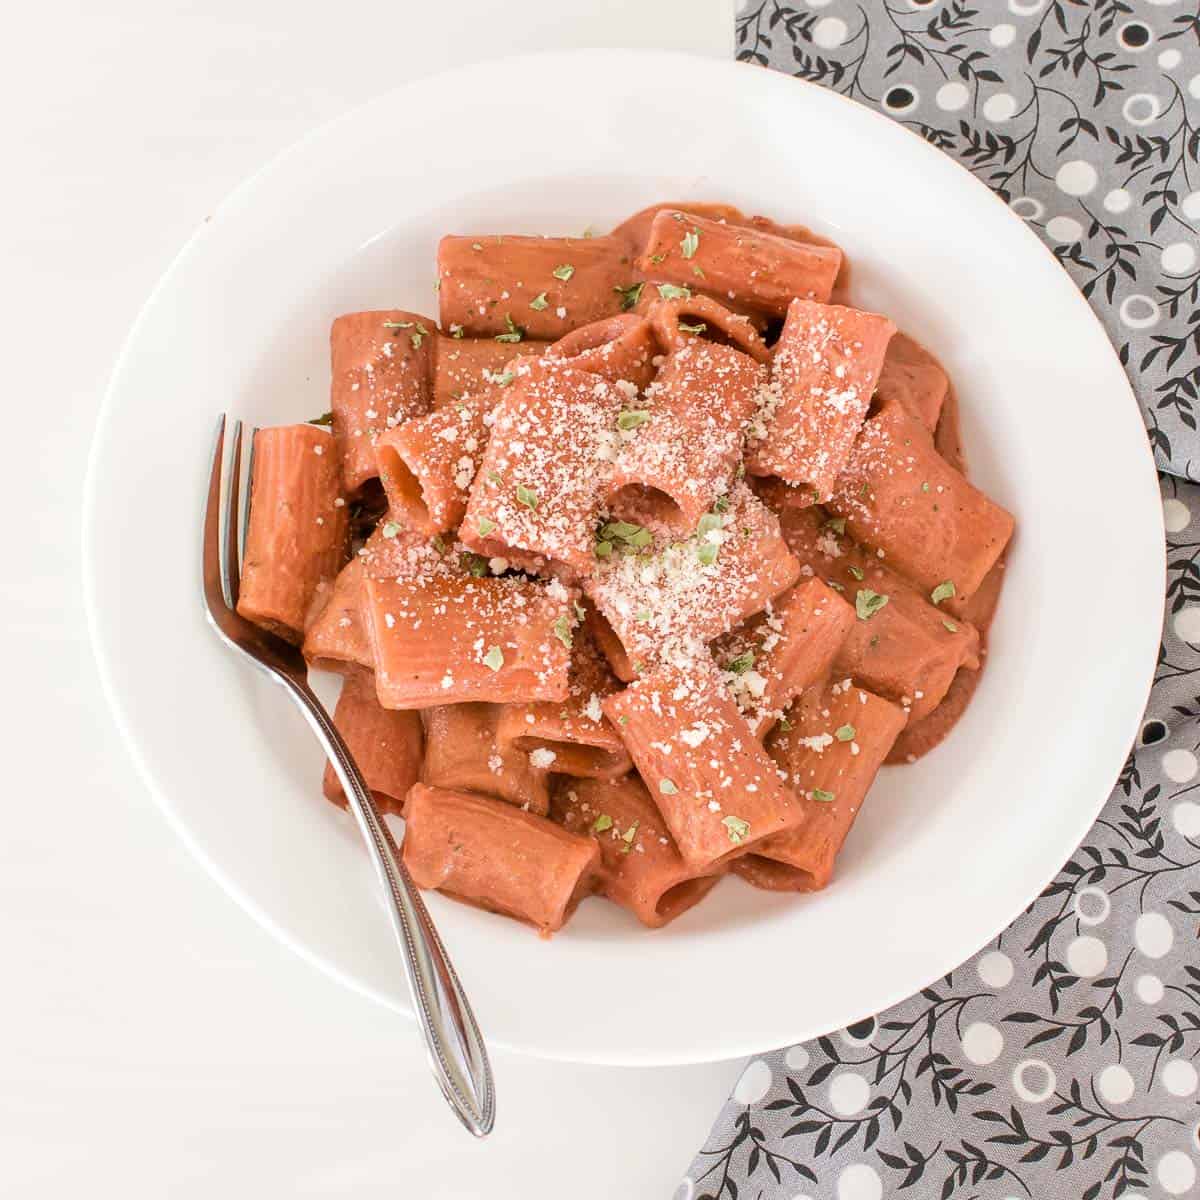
xmin=676 ymin=4 xmax=1200 ymax=1197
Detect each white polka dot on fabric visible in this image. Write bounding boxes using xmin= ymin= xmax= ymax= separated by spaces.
xmin=1067 ymin=934 xmax=1108 ymax=977
xmin=1056 ymin=160 xmax=1098 ymax=196
xmin=1157 ymin=1150 xmax=1197 ymax=1196
xmin=805 ymin=0 xmax=834 ymax=7
xmin=784 ymin=1044 xmax=810 ymax=1071
xmin=1159 ymin=48 xmax=1182 ymax=70
xmin=733 ymin=1059 xmax=773 ymax=1104
xmin=1190 ymin=75 xmax=1200 ymax=101
xmin=1074 ymin=886 xmax=1111 ymax=926
xmin=1162 ymin=748 xmax=1198 ymax=783
xmin=936 ymin=81 xmax=970 ymax=111
xmin=1136 ymin=973 xmax=1164 ymax=1004
xmin=1012 ymin=1059 xmax=1056 ymax=1103
xmin=812 ymin=16 xmax=848 ymax=48
xmin=978 ymin=950 xmax=1014 ymax=989
xmin=1173 ymin=800 xmax=1200 ymax=838
xmin=961 ymin=1022 xmax=1004 ymax=1065
xmin=1164 ymin=496 xmax=1192 ymax=532
xmin=1120 ymin=294 xmax=1160 ymax=330
xmin=1182 ymin=191 xmax=1200 ymax=220
xmin=1008 ymin=0 xmax=1046 ymax=13
xmin=1122 ymin=93 xmax=1161 ymax=126
xmin=1010 ymin=197 xmax=1044 ymax=221
xmin=1104 ymin=187 xmax=1133 ymax=214
xmin=1045 ymin=215 xmax=1083 ymax=243
xmin=829 ymin=1072 xmax=871 ymax=1116
xmin=672 ymin=1178 xmax=695 ymax=1200
xmin=837 ymin=1163 xmax=883 ymax=1200
xmin=983 ymin=92 xmax=1018 ymax=122
xmin=1136 ymin=912 xmax=1174 ymax=959
xmin=1097 ymin=1064 xmax=1135 ymax=1104
xmin=990 ymin=23 xmax=1017 ymax=47
xmin=1162 ymin=242 xmax=1198 ymax=275
xmin=1162 ymin=1059 xmax=1199 ymax=1097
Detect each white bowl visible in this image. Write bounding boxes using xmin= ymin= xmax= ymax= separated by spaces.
xmin=84 ymin=49 xmax=1163 ymax=1065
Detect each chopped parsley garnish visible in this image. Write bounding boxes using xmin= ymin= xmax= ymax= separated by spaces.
xmin=659 ymin=779 xmax=679 ymax=795
xmin=827 ymin=580 xmax=845 ymax=592
xmin=459 ymin=552 xmax=488 ymax=577
xmin=835 ymin=724 xmax=856 ymax=742
xmin=942 ymin=618 xmax=959 ymax=633
xmin=696 ymin=541 xmax=718 ymax=566
xmin=410 ymin=322 xmax=429 ymax=350
xmin=848 ymin=565 xmax=865 ymax=581
xmin=476 ymin=517 xmax=496 ymax=537
xmin=777 ymin=716 xmax=793 ymax=731
xmin=617 ymin=410 xmax=652 ymax=431
xmin=491 ymin=370 xmax=515 ymax=387
xmin=494 ymin=313 xmax=524 ymax=343
xmin=515 ymin=484 xmax=538 ymax=510
xmin=680 ymin=229 xmax=700 ymax=259
xmin=486 ymin=470 xmax=503 ymax=484
xmin=449 ymin=323 xmax=465 ymax=339
xmin=722 ymin=815 xmax=750 ymax=843
xmin=921 ymin=481 xmax=931 ymax=493
xmin=552 ymin=263 xmax=575 ymax=281
xmin=636 ymin=608 xmax=652 ymax=623
xmin=382 ymin=320 xmax=413 ymax=329
xmin=594 ymin=540 xmax=613 ymax=559
xmin=618 ymin=714 xmax=629 ymax=725
xmin=712 ymin=494 xmax=730 ymax=514
xmin=482 ymin=645 xmax=504 ymax=672
xmin=574 ymin=601 xmax=585 ymax=620
xmin=431 ymin=533 xmax=447 ymax=555
xmin=824 ymin=516 xmax=846 ymax=535
xmin=692 ymin=264 xmax=706 ymax=278
xmin=679 ymin=321 xmax=707 ymax=334
xmin=649 ymin=253 xmax=666 ymax=264
xmin=307 ymin=411 xmax=333 ymax=426
xmin=529 ymin=292 xmax=549 ymax=311
xmin=727 ymin=650 xmax=755 ymax=675
xmin=855 ymin=588 xmax=890 ymax=620
xmin=553 ymin=614 xmax=574 ymax=649
xmin=656 ymin=283 xmax=691 ymax=301
xmin=930 ymin=580 xmax=956 ymax=606
xmin=614 ymin=281 xmax=645 ymax=311
xmin=619 ymin=821 xmax=639 ymax=854
xmin=812 ymin=788 xmax=836 ymax=803
xmin=591 ymin=813 xmax=613 ymax=833
xmin=697 ymin=513 xmax=723 ymax=537
xmin=381 ymin=521 xmax=401 ymax=539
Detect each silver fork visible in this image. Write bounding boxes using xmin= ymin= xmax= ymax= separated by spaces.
xmin=202 ymin=414 xmax=495 ymax=1137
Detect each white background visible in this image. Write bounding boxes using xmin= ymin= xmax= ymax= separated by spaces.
xmin=2 ymin=3 xmax=745 ymax=1195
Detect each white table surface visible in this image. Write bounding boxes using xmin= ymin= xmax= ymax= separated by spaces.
xmin=2 ymin=2 xmax=745 ymax=1195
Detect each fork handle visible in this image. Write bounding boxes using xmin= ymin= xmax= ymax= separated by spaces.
xmin=283 ymin=675 xmax=496 ymax=1136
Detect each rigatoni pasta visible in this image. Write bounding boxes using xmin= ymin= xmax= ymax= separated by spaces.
xmin=237 ymin=199 xmax=1014 ymax=935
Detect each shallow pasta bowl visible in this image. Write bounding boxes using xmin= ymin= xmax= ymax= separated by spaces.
xmin=83 ymin=49 xmax=1163 ymax=1066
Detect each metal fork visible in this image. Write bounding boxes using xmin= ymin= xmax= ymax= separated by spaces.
xmin=202 ymin=414 xmax=495 ymax=1137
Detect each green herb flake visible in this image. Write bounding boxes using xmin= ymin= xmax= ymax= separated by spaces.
xmin=921 ymin=481 xmax=931 ymax=493
xmin=680 ymin=229 xmax=700 ymax=259
xmin=476 ymin=517 xmax=496 ymax=537
xmin=712 ymin=494 xmax=731 ymax=514
xmin=594 ymin=540 xmax=613 ymax=559
xmin=617 ymin=410 xmax=652 ymax=431
xmin=696 ymin=541 xmax=718 ymax=566
xmin=381 ymin=521 xmax=401 ymax=539
xmin=552 ymin=263 xmax=575 ymax=281
xmin=679 ymin=320 xmax=707 ymax=334
xmin=574 ymin=601 xmax=586 ymax=620
xmin=431 ymin=533 xmax=447 ymax=555
xmin=824 ymin=516 xmax=847 ymax=535
xmin=656 ymin=283 xmax=691 ymax=301
xmin=553 ymin=614 xmax=574 ymax=649
xmin=486 ymin=470 xmax=503 ymax=484
xmin=835 ymin=724 xmax=856 ymax=742
xmin=869 ymin=635 xmax=880 ymax=648
xmin=601 ymin=520 xmax=643 ymax=542
xmin=697 ymin=513 xmax=723 ymax=537
xmin=494 ymin=313 xmax=525 ymax=343
xmin=777 ymin=716 xmax=793 ymax=731
xmin=492 ymin=370 xmax=515 ymax=388
xmin=722 ymin=815 xmax=750 ymax=844
xmin=515 ymin=484 xmax=538 ymax=510
xmin=827 ymin=580 xmax=845 ymax=593
xmin=618 ymin=714 xmax=629 ymax=726
xmin=619 ymin=820 xmax=639 ymax=854
xmin=942 ymin=618 xmax=959 ymax=633
xmin=628 ymin=527 xmax=652 ymax=548
xmin=727 ymin=650 xmax=755 ymax=675
xmin=591 ymin=813 xmax=613 ymax=834
xmin=649 ymin=253 xmax=666 ymax=265
xmin=459 ymin=551 xmax=488 ymax=577
xmin=382 ymin=320 xmax=413 ymax=329
xmin=848 ymin=565 xmax=865 ymax=581
xmin=855 ymin=588 xmax=890 ymax=621
xmin=812 ymin=788 xmax=836 ymax=803
xmin=635 ymin=608 xmax=652 ymax=623
xmin=659 ymin=779 xmax=679 ymax=795
xmin=529 ymin=292 xmax=549 ymax=311
xmin=930 ymin=580 xmax=956 ymax=606
xmin=614 ymin=281 xmax=645 ymax=311
xmin=692 ymin=264 xmax=706 ymax=279
xmin=482 ymin=645 xmax=504 ymax=672
xmin=308 ymin=411 xmax=334 ymax=426
xmin=450 ymin=323 xmax=465 ymax=339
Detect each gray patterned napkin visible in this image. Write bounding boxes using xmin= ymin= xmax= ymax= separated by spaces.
xmin=677 ymin=4 xmax=1200 ymax=1197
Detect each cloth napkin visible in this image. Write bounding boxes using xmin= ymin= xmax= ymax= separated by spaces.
xmin=679 ymin=4 xmax=1200 ymax=1198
